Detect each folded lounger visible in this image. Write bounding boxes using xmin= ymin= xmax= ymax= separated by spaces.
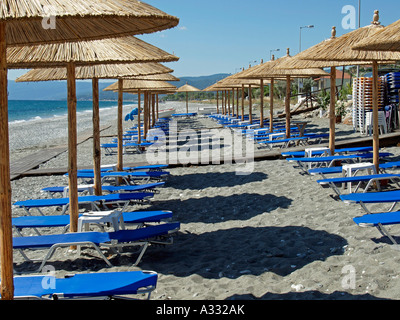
xmin=71 ymin=171 xmax=169 ymax=185
xmin=12 ymin=210 xmax=174 ymax=236
xmin=4 ymin=271 xmax=158 ymax=300
xmin=316 ymin=174 xmax=400 ymax=195
xmin=101 ymin=142 xmax=153 ymax=155
xmin=353 ymin=211 xmax=400 ymax=247
xmin=77 ymin=164 xmax=168 ymax=173
xmin=257 ymin=134 xmax=328 ymax=150
xmin=288 ymin=152 xmax=392 ymax=173
xmin=13 ymin=192 xmax=154 ymax=216
xmin=282 ymin=146 xmax=374 ymax=158
xmin=171 ymin=113 xmax=197 ymax=117
xmin=13 ymin=222 xmax=180 ymax=272
xmin=340 ymin=190 xmax=400 ymax=214
xmin=308 ymin=161 xmax=400 ymax=178
xmin=41 ymin=182 xmax=165 ymax=198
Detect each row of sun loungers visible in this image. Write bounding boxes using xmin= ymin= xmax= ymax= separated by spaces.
xmin=283 ymin=146 xmax=400 ymax=250
xmin=101 ymin=117 xmax=173 ymax=155
xmin=208 ymin=113 xmax=329 ymax=150
xmin=8 ymin=164 xmax=178 ymax=300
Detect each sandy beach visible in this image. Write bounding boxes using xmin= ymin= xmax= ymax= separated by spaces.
xmin=9 ymin=101 xmax=400 ymax=300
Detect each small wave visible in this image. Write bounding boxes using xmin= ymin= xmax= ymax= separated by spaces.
xmin=9 ymin=119 xmax=27 ymax=125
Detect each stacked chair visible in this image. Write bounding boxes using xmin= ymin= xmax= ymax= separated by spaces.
xmin=352 ymin=77 xmax=386 ymax=134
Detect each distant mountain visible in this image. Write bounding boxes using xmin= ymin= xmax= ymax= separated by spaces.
xmin=172 ymin=74 xmax=230 ymax=90
xmin=7 ymin=80 xmax=135 ymax=101
xmin=7 ymin=73 xmax=230 ymax=101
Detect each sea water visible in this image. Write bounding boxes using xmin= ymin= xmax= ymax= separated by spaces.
xmin=9 ymin=100 xmax=137 ymax=152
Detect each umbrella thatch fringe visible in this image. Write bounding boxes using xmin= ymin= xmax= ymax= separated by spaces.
xmin=103 ymin=79 xmax=177 ymax=91
xmin=7 ymin=36 xmax=179 ymax=68
xmin=15 ymin=63 xmax=174 ymax=82
xmin=283 ymin=11 xmax=400 ymax=65
xmin=176 ymin=84 xmax=200 ymax=92
xmin=3 ymin=0 xmax=179 ymax=45
xmin=353 ymin=18 xmax=400 ymax=52
xmin=128 ymin=73 xmax=179 ymax=81
xmin=236 ymin=49 xmax=328 ymax=79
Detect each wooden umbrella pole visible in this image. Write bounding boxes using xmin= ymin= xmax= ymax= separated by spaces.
xmin=147 ymin=92 xmax=151 ymax=133
xmin=232 ymin=89 xmax=235 ymax=117
xmin=117 ymin=79 xmax=123 ymax=172
xmin=186 ymin=92 xmax=189 ymax=114
xmin=0 ymin=21 xmax=13 ymax=301
xmin=216 ymin=91 xmax=219 ymax=114
xmin=228 ymin=90 xmax=231 ymax=116
xmin=260 ymin=79 xmax=264 ymax=128
xmin=270 ymin=78 xmax=274 ymax=133
xmin=223 ymin=90 xmax=226 ymax=115
xmin=67 ymin=62 xmax=79 ymax=234
xmin=372 ymin=61 xmax=380 ymax=172
xmin=143 ymin=92 xmax=148 ymax=140
xmin=329 ymin=67 xmax=337 ymax=154
xmin=92 ymin=77 xmax=102 ymax=196
xmin=241 ymin=84 xmax=245 ymax=121
xmin=151 ymin=94 xmax=156 ymax=127
xmin=236 ymin=88 xmax=239 ymax=119
xmin=138 ymin=89 xmax=142 ymax=144
xmin=285 ymin=75 xmax=291 ymax=139
xmin=156 ymin=94 xmax=159 ymax=121
xmin=249 ymin=85 xmax=253 ymax=124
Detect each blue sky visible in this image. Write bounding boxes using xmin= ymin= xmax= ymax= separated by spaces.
xmin=8 ymin=0 xmax=400 ymax=80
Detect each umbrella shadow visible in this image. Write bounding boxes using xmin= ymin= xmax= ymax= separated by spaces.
xmin=141 ymin=225 xmax=348 ymax=279
xmin=165 ymin=171 xmax=268 ymax=190
xmin=149 ymin=192 xmax=291 ymax=224
xmin=227 ymin=290 xmax=385 ymax=300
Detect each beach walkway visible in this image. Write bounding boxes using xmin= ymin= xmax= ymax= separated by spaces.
xmin=10 ymin=125 xmax=111 ymax=180
xmin=12 ymin=130 xmax=400 ymax=179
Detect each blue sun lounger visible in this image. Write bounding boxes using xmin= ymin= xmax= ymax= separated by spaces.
xmin=309 ymin=161 xmax=400 ymax=178
xmin=172 ymin=113 xmax=197 ymax=117
xmin=257 ymin=134 xmax=328 ymax=150
xmin=13 ymin=192 xmax=154 ymax=216
xmin=42 ymin=182 xmax=165 ymax=198
xmin=288 ymin=152 xmax=392 ymax=173
xmin=317 ymin=174 xmax=400 ymax=195
xmin=282 ymin=146 xmax=374 ymax=158
xmin=13 ymin=222 xmax=180 ymax=272
xmin=3 ymin=271 xmax=158 ymax=300
xmin=341 ymin=190 xmax=400 ymax=214
xmin=12 ymin=210 xmax=174 ymax=236
xmin=78 ymin=164 xmax=168 ymax=173
xmin=69 ymin=171 xmax=169 ymax=185
xmin=101 ymin=142 xmax=153 ymax=155
xmin=353 ymin=211 xmax=400 ymax=246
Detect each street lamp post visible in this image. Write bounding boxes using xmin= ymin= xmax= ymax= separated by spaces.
xmin=270 ymin=48 xmax=280 ymax=60
xmin=298 ymin=25 xmax=314 ymax=97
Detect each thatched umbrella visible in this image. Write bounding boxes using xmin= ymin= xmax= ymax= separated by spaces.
xmin=127 ymin=73 xmax=180 ymax=81
xmin=107 ymin=74 xmax=179 ymax=144
xmin=2 ymin=0 xmax=179 ymax=46
xmin=176 ymin=84 xmax=201 ymax=114
xmin=0 ymin=0 xmax=178 ymax=300
xmin=16 ymin=63 xmax=175 ymax=197
xmin=278 ymin=10 xmax=400 ymax=170
xmin=210 ymin=76 xmax=265 ymax=122
xmin=104 ymin=80 xmax=178 ymax=139
xmin=352 ymin=18 xmax=400 ymax=52
xmin=237 ymin=49 xmax=328 ymax=138
xmin=15 ymin=63 xmax=174 ymax=82
xmin=9 ymin=36 xmax=178 ymax=237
